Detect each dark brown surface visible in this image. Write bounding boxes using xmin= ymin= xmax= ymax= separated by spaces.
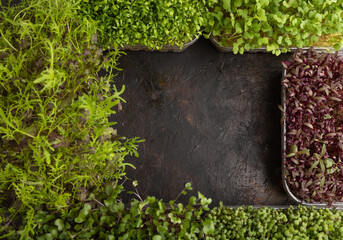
xmin=1 ymin=0 xmax=21 ymax=7
xmin=111 ymin=37 xmax=294 ymax=206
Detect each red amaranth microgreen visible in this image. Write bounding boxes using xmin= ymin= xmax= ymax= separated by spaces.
xmin=282 ymin=48 xmax=343 ymax=204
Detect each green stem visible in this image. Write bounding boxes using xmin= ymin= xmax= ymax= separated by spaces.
xmin=0 ymin=30 xmax=18 ymax=52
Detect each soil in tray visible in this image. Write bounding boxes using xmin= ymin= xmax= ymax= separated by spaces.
xmin=111 ymin=36 xmax=294 ymax=206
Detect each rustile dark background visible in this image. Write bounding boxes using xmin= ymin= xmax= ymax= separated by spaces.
xmin=112 ymin=37 xmax=294 ymax=206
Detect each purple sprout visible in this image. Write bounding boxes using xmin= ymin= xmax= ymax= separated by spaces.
xmin=283 ymin=48 xmax=343 ymax=204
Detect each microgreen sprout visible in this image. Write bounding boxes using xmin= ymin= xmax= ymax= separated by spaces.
xmin=0 ymin=0 xmax=142 ymax=237
xmin=204 ymin=204 xmax=343 ymax=239
xmin=282 ymin=48 xmax=343 ymax=204
xmin=8 ymin=183 xmax=212 ymax=239
xmin=78 ymin=0 xmax=212 ymax=49
xmin=204 ymin=0 xmax=343 ymax=55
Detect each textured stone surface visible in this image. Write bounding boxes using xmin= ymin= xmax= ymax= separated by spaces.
xmin=111 ymin=37 xmax=294 ymax=206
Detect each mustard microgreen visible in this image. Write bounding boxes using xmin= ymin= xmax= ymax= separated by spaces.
xmin=78 ymin=0 xmax=212 ymax=49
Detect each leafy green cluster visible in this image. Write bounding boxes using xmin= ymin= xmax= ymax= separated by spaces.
xmin=115 ymin=182 xmax=212 ymax=240
xmin=0 ymin=0 xmax=141 ymax=237
xmin=204 ymin=0 xmax=343 ymax=55
xmin=204 ymin=203 xmax=343 ymax=240
xmin=78 ymin=0 xmax=212 ymax=49
xmin=7 ymin=183 xmax=211 ymax=240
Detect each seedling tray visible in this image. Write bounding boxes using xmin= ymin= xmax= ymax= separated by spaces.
xmin=210 ymin=36 xmax=338 ymax=53
xmin=281 ymin=62 xmax=343 ymax=208
xmin=118 ymin=36 xmax=199 ymax=53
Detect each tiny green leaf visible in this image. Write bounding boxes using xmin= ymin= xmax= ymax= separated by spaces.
xmin=234 ymin=0 xmax=242 ymax=7
xmin=185 ymin=182 xmax=192 ymax=190
xmin=152 ymin=235 xmax=162 ymax=240
xmin=203 ymin=219 xmax=215 ymax=235
xmin=54 ymin=219 xmax=64 ymax=231
xmin=324 ymin=158 xmax=334 ymax=169
xmin=223 ymin=0 xmax=231 ymax=11
xmin=320 ymin=176 xmax=325 ymax=187
xmin=320 ymin=144 xmax=326 ymax=157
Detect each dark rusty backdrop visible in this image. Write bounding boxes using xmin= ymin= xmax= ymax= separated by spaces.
xmin=110 ymin=37 xmax=294 ymax=206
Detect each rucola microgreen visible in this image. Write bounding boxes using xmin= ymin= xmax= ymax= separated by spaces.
xmin=204 ymin=0 xmax=343 ymax=55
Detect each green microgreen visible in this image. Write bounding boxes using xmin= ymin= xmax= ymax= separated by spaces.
xmin=204 ymin=203 xmax=343 ymax=239
xmin=78 ymin=0 xmax=214 ymax=49
xmin=7 ymin=182 xmax=211 ymax=240
xmin=0 ymin=0 xmax=142 ymax=238
xmin=204 ymin=0 xmax=343 ymax=55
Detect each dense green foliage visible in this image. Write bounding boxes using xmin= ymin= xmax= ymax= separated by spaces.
xmin=0 ymin=0 xmax=141 ymax=237
xmin=204 ymin=0 xmax=343 ymax=55
xmin=204 ymin=203 xmax=343 ymax=239
xmin=78 ymin=0 xmax=212 ymax=49
xmin=5 ymin=183 xmax=211 ymax=240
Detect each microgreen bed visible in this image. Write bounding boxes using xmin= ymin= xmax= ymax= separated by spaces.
xmin=283 ymin=49 xmax=343 ymax=204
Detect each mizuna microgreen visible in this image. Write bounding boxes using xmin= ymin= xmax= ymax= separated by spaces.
xmin=0 ymin=0 xmax=142 ymax=238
